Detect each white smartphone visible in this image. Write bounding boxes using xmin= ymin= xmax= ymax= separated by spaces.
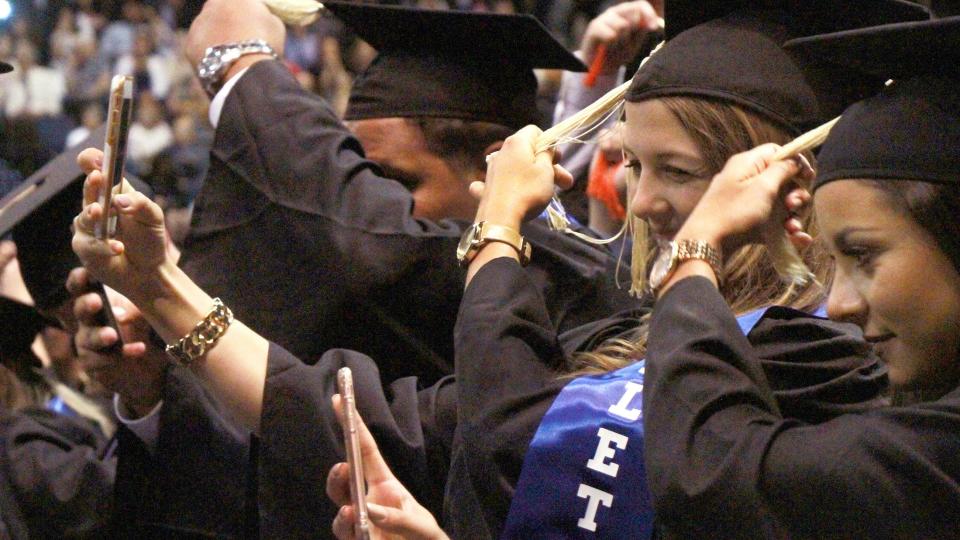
xmin=337 ymin=367 xmax=371 ymax=540
xmin=96 ymin=75 xmax=133 ymax=240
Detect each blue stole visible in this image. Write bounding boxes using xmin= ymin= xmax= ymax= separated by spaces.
xmin=501 ymin=306 xmax=815 ymax=538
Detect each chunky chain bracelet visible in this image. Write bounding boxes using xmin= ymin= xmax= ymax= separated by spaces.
xmin=165 ymin=298 xmax=233 ymax=366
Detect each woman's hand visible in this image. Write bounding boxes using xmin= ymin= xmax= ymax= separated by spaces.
xmin=471 ymin=125 xmax=574 ymax=229
xmin=72 ymin=148 xmax=170 ymax=304
xmin=327 ymin=395 xmax=448 ymax=540
xmin=676 ymin=144 xmax=814 ymax=254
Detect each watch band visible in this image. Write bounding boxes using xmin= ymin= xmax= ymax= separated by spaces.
xmin=458 ymin=221 xmax=532 ymax=267
xmin=197 ymin=39 xmax=278 ymax=97
xmin=676 ymin=239 xmax=723 ymax=284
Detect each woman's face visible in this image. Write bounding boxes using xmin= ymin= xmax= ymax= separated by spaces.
xmin=816 ymin=179 xmax=960 ymax=393
xmin=623 ymin=99 xmax=711 ymax=243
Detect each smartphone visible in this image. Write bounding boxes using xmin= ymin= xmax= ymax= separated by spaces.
xmin=337 ymin=367 xmax=371 ymax=540
xmin=90 ymin=281 xmax=122 ymax=354
xmin=92 ymin=75 xmax=133 ymax=351
xmin=96 ymin=75 xmax=134 ymax=240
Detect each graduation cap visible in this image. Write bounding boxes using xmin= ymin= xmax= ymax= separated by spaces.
xmin=784 ymin=16 xmax=960 ymax=189
xmin=626 ymin=0 xmax=931 ymax=134
xmin=0 ymin=61 xmax=11 ymax=74
xmin=323 ymin=1 xmax=587 ymax=130
xmin=0 ymin=125 xmax=150 ymax=311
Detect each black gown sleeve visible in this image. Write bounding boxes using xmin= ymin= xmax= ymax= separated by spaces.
xmin=181 ymin=59 xmax=636 ymax=385
xmin=258 ymin=342 xmax=456 ymax=540
xmin=182 ymin=59 xmax=465 ymax=382
xmin=644 ymin=276 xmax=960 ymax=539
xmin=112 ymin=365 xmax=252 ymax=539
xmin=447 ymin=257 xmax=573 ymax=539
xmin=0 ymin=408 xmax=114 ymax=538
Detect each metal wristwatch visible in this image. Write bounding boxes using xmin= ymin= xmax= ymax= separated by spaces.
xmin=648 ymin=239 xmax=723 ymax=293
xmin=197 ymin=39 xmax=277 ymax=96
xmin=457 ymin=221 xmax=532 ymax=267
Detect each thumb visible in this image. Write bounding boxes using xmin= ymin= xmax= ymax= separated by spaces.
xmin=114 ymin=190 xmax=165 ymax=228
xmin=366 ymin=502 xmax=444 ymax=540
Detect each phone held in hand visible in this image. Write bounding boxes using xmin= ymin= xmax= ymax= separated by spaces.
xmin=92 ymin=75 xmax=133 ymax=353
xmin=337 ymin=367 xmax=372 ymax=540
xmin=96 ymin=75 xmax=134 ymax=240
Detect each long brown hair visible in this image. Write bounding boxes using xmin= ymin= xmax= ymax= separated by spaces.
xmin=573 ymin=96 xmax=831 ymax=374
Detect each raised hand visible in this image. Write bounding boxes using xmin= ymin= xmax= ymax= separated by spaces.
xmin=185 ymin=0 xmax=286 ymax=82
xmin=580 ymin=1 xmax=662 ymax=75
xmin=677 ymin=144 xmax=815 ymax=255
xmin=327 ymin=394 xmax=448 ymax=540
xmin=72 ymin=148 xmax=170 ymax=305
xmin=67 ymin=267 xmax=168 ymax=418
xmin=472 ymin=125 xmax=574 ymax=229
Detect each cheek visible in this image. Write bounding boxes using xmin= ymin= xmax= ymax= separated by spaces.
xmin=673 ymin=183 xmax=710 ymax=222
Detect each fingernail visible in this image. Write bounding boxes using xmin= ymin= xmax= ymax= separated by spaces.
xmin=115 ymin=195 xmax=131 ymax=208
xmin=100 ymin=327 xmax=117 ymax=344
xmin=366 ymin=503 xmax=387 ymax=521
xmin=112 ymin=306 xmax=127 ymax=318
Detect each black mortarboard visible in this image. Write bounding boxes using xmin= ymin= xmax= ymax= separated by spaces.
xmin=626 ymin=0 xmax=930 ymax=134
xmin=0 ymin=296 xmax=46 ymax=369
xmin=324 ymin=1 xmax=586 ymax=130
xmin=0 ymin=125 xmax=150 ymax=310
xmin=785 ymin=16 xmax=960 ymax=189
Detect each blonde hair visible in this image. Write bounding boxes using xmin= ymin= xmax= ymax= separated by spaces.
xmin=573 ymin=96 xmax=831 ymax=374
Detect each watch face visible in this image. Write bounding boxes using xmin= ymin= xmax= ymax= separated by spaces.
xmin=457 ymin=222 xmax=480 ymax=261
xmin=648 ymin=241 xmax=677 ymax=290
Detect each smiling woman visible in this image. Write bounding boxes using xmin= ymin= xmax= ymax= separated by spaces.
xmin=817 ymin=180 xmax=960 ymax=400
xmin=638 ymin=14 xmax=960 ymax=539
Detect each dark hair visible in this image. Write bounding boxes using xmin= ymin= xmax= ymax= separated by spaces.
xmin=869 ymin=180 xmax=960 ymax=273
xmin=410 ymin=118 xmax=513 ymax=173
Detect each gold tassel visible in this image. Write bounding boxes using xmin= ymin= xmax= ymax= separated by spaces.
xmin=263 ymin=0 xmax=323 ymax=26
xmin=766 ymin=116 xmax=841 ymax=285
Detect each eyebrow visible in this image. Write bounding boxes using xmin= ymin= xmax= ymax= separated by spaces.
xmin=655 ymin=151 xmax=703 ymax=163
xmin=832 ymin=226 xmax=880 ymax=247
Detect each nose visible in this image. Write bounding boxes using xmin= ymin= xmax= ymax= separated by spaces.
xmin=826 ymin=269 xmax=868 ymax=327
xmin=629 ymin=172 xmax=671 ymax=227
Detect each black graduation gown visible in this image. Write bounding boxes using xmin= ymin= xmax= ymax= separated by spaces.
xmin=118 ymin=58 xmax=632 ymax=538
xmin=0 ymin=408 xmax=114 ymax=539
xmin=257 ymin=344 xmax=456 ymax=539
xmin=448 ymin=259 xmax=889 ymax=539
xmin=111 ymin=366 xmax=251 ymax=539
xmin=180 ymin=59 xmax=636 ymax=386
xmin=644 ymin=276 xmax=960 ymax=539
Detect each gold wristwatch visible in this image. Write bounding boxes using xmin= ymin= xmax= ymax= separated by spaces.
xmin=457 ymin=221 xmax=532 ymax=267
xmin=648 ymin=239 xmax=723 ymax=293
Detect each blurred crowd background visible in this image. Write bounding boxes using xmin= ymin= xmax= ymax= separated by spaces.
xmin=0 ymin=0 xmax=624 ymax=243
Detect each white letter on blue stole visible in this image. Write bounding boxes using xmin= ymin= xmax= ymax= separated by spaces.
xmin=586 ymin=428 xmax=628 ymax=477
xmin=576 ymin=483 xmax=614 ymax=532
xmin=608 ymin=381 xmax=643 ymax=421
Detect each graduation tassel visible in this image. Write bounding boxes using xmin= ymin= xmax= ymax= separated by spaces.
xmin=534 ymin=41 xmax=666 ymax=236
xmin=263 ymin=0 xmax=323 ymax=26
xmin=765 ymin=116 xmax=841 ymax=286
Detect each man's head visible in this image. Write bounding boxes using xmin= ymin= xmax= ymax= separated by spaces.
xmin=347 ymin=117 xmax=511 ymax=221
xmin=325 ymin=1 xmax=585 ymax=221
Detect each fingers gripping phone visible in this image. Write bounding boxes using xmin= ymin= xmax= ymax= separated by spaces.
xmin=92 ymin=75 xmax=133 ymax=353
xmin=337 ymin=367 xmax=372 ymax=540
xmin=96 ymin=75 xmax=133 ymax=240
